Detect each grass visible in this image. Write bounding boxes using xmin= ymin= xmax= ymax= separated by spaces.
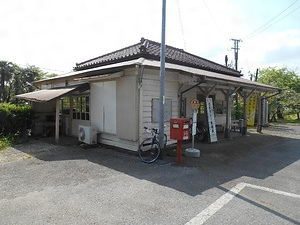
xmin=0 ymin=135 xmax=16 ymax=151
xmin=277 ymin=118 xmax=300 ymax=124
xmin=272 ymin=113 xmax=300 ymax=125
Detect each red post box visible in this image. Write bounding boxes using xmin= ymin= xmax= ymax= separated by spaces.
xmin=170 ymin=118 xmax=190 ymax=141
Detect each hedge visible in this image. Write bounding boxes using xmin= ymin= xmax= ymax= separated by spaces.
xmin=0 ymin=103 xmax=32 ymax=136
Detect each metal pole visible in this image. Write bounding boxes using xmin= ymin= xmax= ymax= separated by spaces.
xmin=159 ymin=0 xmax=166 ymax=153
xmin=55 ymin=99 xmax=60 ymax=143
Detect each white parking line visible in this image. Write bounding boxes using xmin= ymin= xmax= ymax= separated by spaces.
xmin=245 ymin=183 xmax=300 ymax=199
xmin=185 ymin=182 xmax=300 ymax=225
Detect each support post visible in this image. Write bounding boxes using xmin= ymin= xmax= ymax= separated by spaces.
xmin=224 ymin=91 xmax=231 ymax=138
xmin=257 ymin=94 xmax=262 ymax=133
xmin=242 ymin=93 xmax=247 ymax=135
xmin=55 ymin=99 xmax=60 ymax=143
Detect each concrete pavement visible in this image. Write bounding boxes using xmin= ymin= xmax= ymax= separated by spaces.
xmin=0 ymin=124 xmax=299 ymax=224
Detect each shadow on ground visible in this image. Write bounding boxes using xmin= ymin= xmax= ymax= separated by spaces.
xmin=11 ymin=125 xmax=300 ymax=197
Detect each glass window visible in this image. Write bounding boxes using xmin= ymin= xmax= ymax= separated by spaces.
xmin=60 ymin=97 xmax=70 ymax=115
xmin=72 ymin=96 xmax=90 ymax=120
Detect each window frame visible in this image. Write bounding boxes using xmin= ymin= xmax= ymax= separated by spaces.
xmin=72 ymin=96 xmax=90 ymax=121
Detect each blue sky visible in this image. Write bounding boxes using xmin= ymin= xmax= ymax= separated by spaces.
xmin=1 ymin=0 xmax=299 ymax=77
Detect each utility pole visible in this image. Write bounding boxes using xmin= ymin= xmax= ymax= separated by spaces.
xmin=231 ymin=39 xmax=242 ymax=114
xmin=255 ymin=68 xmax=259 ymax=81
xmin=231 ymin=39 xmax=242 ymax=71
xmin=158 ymin=0 xmax=166 ymax=156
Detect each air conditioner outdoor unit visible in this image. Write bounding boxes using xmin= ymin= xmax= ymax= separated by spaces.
xmin=78 ymin=125 xmax=97 ymax=145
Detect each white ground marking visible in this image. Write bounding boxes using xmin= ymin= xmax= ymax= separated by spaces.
xmin=185 ymin=182 xmax=300 ymax=225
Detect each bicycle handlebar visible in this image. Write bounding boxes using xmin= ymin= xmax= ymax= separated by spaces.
xmin=144 ymin=126 xmax=158 ymax=134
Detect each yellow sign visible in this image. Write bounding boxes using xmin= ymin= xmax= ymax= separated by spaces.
xmin=246 ymin=94 xmax=257 ymax=126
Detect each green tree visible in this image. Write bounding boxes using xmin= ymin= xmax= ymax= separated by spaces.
xmin=0 ymin=61 xmax=53 ymax=103
xmin=258 ymin=67 xmax=300 ymax=121
xmin=0 ymin=61 xmax=14 ymax=102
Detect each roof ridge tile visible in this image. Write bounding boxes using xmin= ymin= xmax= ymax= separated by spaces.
xmin=74 ymin=37 xmax=241 ymax=77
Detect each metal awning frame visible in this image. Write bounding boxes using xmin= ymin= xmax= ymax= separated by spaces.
xmin=15 ymin=83 xmax=89 ymax=103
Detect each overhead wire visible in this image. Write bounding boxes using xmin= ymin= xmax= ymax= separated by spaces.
xmin=176 ymin=0 xmax=187 ymax=51
xmin=203 ymin=0 xmax=231 ymax=48
xmin=243 ymin=0 xmax=300 ymax=40
xmin=202 ymin=0 xmax=232 ymax=63
xmin=18 ymin=63 xmax=68 ymax=74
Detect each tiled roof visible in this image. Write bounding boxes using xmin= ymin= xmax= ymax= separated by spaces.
xmin=74 ymin=38 xmax=241 ymax=77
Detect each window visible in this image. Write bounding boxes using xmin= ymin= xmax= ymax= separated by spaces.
xmin=215 ymin=100 xmax=226 ymax=114
xmin=180 ymin=98 xmax=186 ymax=117
xmin=60 ymin=97 xmax=70 ymax=115
xmin=72 ymin=96 xmax=90 ymax=120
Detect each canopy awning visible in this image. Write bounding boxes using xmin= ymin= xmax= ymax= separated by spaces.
xmin=141 ymin=59 xmax=280 ymax=93
xmin=15 ymin=83 xmax=89 ymax=103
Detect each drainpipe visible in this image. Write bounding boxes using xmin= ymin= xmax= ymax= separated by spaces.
xmin=138 ymin=65 xmax=145 ymax=146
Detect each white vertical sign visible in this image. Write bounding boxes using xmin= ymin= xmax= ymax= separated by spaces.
xmin=206 ymin=98 xmax=217 ymax=143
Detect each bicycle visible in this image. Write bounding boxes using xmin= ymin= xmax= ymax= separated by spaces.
xmin=190 ymin=117 xmax=207 ymax=141
xmin=195 ymin=125 xmax=206 ymax=141
xmin=138 ymin=126 xmax=167 ymax=163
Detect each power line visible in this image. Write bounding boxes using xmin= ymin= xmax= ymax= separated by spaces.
xmin=18 ymin=63 xmax=68 ymax=74
xmin=203 ymin=0 xmax=230 ymax=48
xmin=176 ymin=0 xmax=187 ymax=50
xmin=243 ymin=0 xmax=300 ymax=40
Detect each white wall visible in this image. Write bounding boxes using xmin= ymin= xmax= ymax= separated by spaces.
xmin=91 ymin=81 xmax=117 ymax=134
xmin=140 ymin=69 xmax=179 ymax=140
xmin=116 ymin=75 xmax=138 ymax=141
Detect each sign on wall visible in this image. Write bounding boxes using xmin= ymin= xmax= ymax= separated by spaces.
xmin=152 ymin=98 xmax=172 ymax=123
xmin=206 ymin=98 xmax=217 ymax=143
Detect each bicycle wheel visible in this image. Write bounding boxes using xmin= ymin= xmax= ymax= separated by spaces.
xmin=196 ymin=126 xmax=206 ymax=141
xmin=138 ymin=138 xmax=161 ymax=163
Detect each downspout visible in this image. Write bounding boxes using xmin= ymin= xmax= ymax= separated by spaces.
xmin=137 ymin=64 xmax=145 ymax=146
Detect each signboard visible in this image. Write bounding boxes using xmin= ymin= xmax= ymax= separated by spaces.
xmin=152 ymin=98 xmax=172 ymax=122
xmin=206 ymin=98 xmax=217 ymax=143
xmin=190 ymin=99 xmax=200 ymax=110
xmin=246 ymin=94 xmax=257 ymax=126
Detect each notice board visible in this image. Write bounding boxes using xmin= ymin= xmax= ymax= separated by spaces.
xmin=206 ymin=98 xmax=217 ymax=143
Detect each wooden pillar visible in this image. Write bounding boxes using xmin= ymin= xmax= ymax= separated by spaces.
xmin=257 ymin=94 xmax=262 ymax=133
xmin=224 ymin=91 xmax=231 ymax=138
xmin=242 ymin=93 xmax=247 ymax=135
xmin=55 ymin=99 xmax=60 ymax=143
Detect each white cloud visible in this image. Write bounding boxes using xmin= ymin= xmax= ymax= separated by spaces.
xmin=0 ymin=0 xmax=300 ymax=75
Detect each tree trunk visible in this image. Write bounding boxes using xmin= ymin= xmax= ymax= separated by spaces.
xmin=276 ymin=106 xmax=284 ymax=119
xmin=0 ymin=71 xmax=4 ymax=102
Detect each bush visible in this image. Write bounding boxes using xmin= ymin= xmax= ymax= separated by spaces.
xmin=0 ymin=135 xmax=16 ymax=151
xmin=233 ymin=101 xmax=243 ymax=120
xmin=0 ymin=103 xmax=32 ymax=136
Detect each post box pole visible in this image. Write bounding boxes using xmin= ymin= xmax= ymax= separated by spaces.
xmin=177 ymin=140 xmax=182 ymax=164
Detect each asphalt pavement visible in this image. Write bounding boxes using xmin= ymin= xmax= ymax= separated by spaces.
xmin=0 ymin=124 xmax=299 ymax=224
